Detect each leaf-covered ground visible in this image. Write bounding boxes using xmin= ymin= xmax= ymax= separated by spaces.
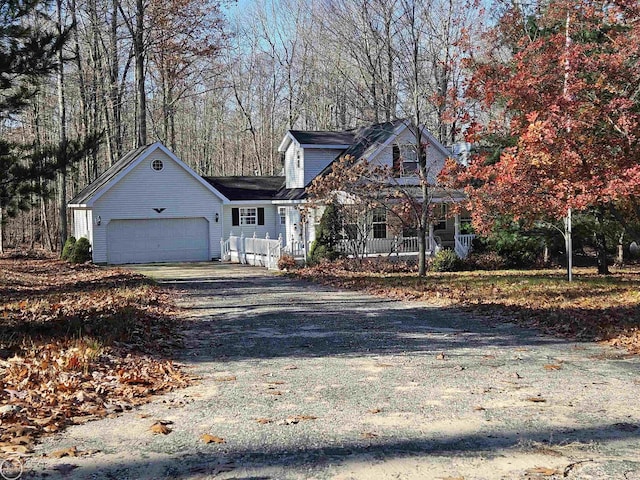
xmin=294 ymin=262 xmax=640 ymax=354
xmin=0 ymin=255 xmax=191 ymax=456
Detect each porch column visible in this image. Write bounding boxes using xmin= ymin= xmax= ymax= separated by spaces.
xmin=428 ymin=223 xmax=434 ymax=252
xmin=454 ymin=213 xmax=460 ymax=238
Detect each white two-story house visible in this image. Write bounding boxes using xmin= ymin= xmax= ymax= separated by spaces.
xmin=68 ymin=119 xmax=470 ymax=264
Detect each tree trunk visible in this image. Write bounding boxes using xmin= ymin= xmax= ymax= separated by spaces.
xmin=56 ymin=0 xmax=68 ymax=251
xmin=594 ymin=209 xmax=610 ymax=275
xmin=0 ymin=207 xmax=4 ymax=254
xmin=134 ymin=0 xmax=147 ymax=146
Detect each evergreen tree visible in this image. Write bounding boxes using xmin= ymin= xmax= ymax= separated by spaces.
xmin=0 ymin=0 xmax=98 ymax=250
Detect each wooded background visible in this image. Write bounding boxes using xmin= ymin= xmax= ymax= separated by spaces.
xmin=2 ymin=0 xmax=486 ymax=251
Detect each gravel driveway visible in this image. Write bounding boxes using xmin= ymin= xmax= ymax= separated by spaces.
xmin=29 ymin=263 xmax=640 ymax=479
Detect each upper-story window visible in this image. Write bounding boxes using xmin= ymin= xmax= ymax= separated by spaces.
xmin=278 ymin=207 xmax=286 ymax=226
xmin=392 ymin=144 xmax=425 ymax=177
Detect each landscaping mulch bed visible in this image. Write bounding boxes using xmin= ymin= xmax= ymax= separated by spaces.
xmin=0 ymin=254 xmax=192 ymax=456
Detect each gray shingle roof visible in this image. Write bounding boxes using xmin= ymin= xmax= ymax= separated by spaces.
xmin=68 ymin=144 xmax=152 ymax=205
xmin=316 ymin=119 xmax=409 ymax=178
xmin=204 ymin=176 xmax=285 ymax=201
xmin=288 ymin=130 xmax=355 ymax=146
xmin=273 ymin=187 xmax=307 ymax=201
xmin=340 ymin=118 xmax=407 ymax=160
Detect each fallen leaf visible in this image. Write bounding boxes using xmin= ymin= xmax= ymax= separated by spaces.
xmin=361 ymin=432 xmax=378 ymax=438
xmin=10 ymin=435 xmax=32 ymax=445
xmin=49 ymin=446 xmax=78 ymax=458
xmin=1 ymin=445 xmax=32 ymax=454
xmin=213 ymin=375 xmax=236 ymax=382
xmin=201 ymin=434 xmax=225 ymax=444
xmin=265 ymin=390 xmax=282 ymax=395
xmin=525 ymin=466 xmax=560 ymax=476
xmin=473 ymin=406 xmax=486 ymax=411
xmin=368 ymin=408 xmax=382 ymax=414
xmin=283 ymin=365 xmax=297 ymax=370
xmin=544 ymin=364 xmax=562 ymax=371
xmin=256 ymin=418 xmax=272 ymax=424
xmin=150 ymin=422 xmax=172 ymax=434
xmin=436 ymin=352 xmax=446 ymax=360
xmin=526 ymin=397 xmax=547 ymax=403
xmin=282 ymin=414 xmax=317 ymax=425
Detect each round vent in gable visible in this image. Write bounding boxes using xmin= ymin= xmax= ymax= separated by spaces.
xmin=151 ymin=159 xmax=164 ymax=171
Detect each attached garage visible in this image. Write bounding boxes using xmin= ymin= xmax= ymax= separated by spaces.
xmin=107 ymin=218 xmax=210 ymax=264
xmin=68 ymin=143 xmax=228 ymax=264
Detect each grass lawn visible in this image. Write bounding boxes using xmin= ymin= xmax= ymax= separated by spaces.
xmin=294 ymin=263 xmax=640 ymax=354
xmin=0 ymin=255 xmax=190 ymax=455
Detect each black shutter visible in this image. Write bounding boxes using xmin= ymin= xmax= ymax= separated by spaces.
xmin=232 ymin=208 xmax=239 ymax=226
xmin=392 ymin=145 xmax=400 ymax=175
xmin=258 ymin=208 xmax=265 ymax=226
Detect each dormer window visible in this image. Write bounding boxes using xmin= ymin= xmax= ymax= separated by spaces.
xmin=392 ymin=144 xmax=424 ymax=177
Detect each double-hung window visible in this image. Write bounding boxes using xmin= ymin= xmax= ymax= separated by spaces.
xmin=372 ymin=208 xmax=387 ymax=239
xmin=434 ymin=204 xmax=447 ymax=230
xmin=278 ymin=207 xmax=286 ymax=226
xmin=240 ymin=207 xmax=257 ymax=225
xmin=232 ymin=207 xmax=265 ymax=226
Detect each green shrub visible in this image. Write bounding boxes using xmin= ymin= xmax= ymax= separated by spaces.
xmin=61 ymin=236 xmax=76 ymax=260
xmin=69 ymin=237 xmax=92 ymax=264
xmin=431 ymin=248 xmax=463 ymax=272
xmin=308 ymin=242 xmax=340 ymax=264
xmin=308 ymin=203 xmax=342 ymax=264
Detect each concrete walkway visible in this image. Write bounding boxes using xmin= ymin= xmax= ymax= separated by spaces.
xmin=30 ymin=263 xmax=640 ymax=479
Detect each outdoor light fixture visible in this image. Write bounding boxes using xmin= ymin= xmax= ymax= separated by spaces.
xmin=215 ymin=213 xmax=219 ymax=223
xmin=96 ymin=216 xmax=101 ymax=226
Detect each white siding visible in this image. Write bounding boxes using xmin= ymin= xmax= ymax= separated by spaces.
xmin=222 ymin=204 xmax=278 ymax=241
xmin=72 ymin=208 xmax=92 ymax=242
xmin=284 ymin=143 xmax=304 ymax=188
xmin=91 ymin=149 xmax=223 ymax=263
xmin=303 ymin=148 xmax=341 ymax=186
xmin=370 ymin=128 xmax=448 ymax=184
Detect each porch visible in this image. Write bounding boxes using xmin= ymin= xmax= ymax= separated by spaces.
xmin=221 ymin=232 xmax=475 ymax=269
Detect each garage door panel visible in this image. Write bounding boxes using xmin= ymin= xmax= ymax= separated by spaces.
xmin=107 ymin=218 xmax=209 ymax=264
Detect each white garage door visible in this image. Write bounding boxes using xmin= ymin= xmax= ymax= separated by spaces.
xmin=107 ymin=218 xmax=209 ymax=264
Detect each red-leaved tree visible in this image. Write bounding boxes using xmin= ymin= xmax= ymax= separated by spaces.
xmin=445 ymin=0 xmax=640 ymax=274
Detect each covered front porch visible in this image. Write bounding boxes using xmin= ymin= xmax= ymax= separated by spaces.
xmin=220 ymin=223 xmax=475 ymax=269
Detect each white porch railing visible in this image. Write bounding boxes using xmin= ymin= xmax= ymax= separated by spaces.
xmin=221 ymin=233 xmax=283 ymax=269
xmin=454 ymin=234 xmax=475 ymax=259
xmin=335 ymin=235 xmax=442 ymax=257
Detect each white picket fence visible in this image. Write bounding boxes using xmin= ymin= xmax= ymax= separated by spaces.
xmin=221 ymin=233 xmax=282 ymax=269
